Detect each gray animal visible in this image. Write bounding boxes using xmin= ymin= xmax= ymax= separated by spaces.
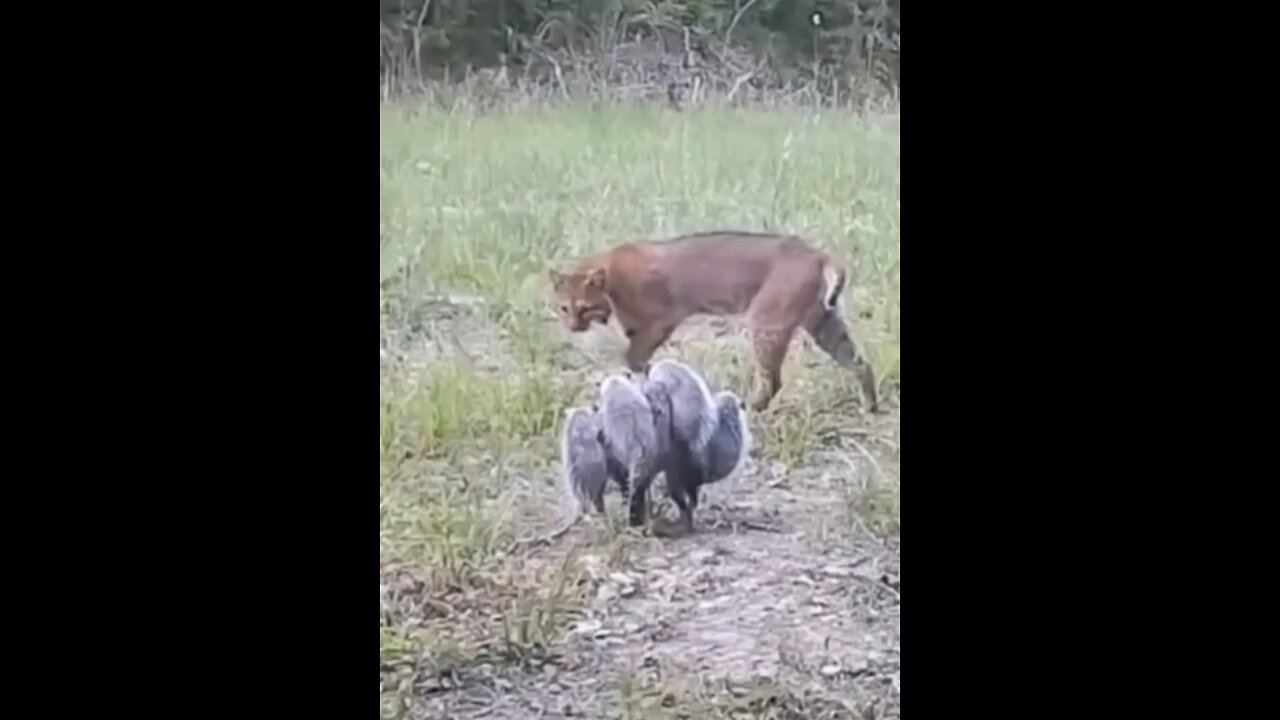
xmin=640 ymin=359 xmax=717 ymax=471
xmin=651 ymin=390 xmax=752 ymax=533
xmin=558 ymin=374 xmax=665 ymax=524
xmin=702 ymin=390 xmax=753 ymax=484
xmin=627 ymin=360 xmax=753 ymax=532
xmin=598 ymin=374 xmax=662 ymax=492
xmin=559 ymin=363 xmax=752 ymax=534
xmin=558 ymin=406 xmax=612 ymax=516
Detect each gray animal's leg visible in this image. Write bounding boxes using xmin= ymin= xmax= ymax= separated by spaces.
xmin=605 ymin=455 xmax=630 ymax=506
xmin=664 ymin=445 xmax=703 ymax=533
xmin=628 ymin=472 xmax=656 ymax=527
xmin=666 ymin=478 xmax=693 ymax=533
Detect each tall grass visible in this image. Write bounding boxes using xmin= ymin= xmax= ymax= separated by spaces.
xmin=379 ymin=98 xmax=899 ymax=716
xmin=380 ymin=101 xmax=899 ymax=325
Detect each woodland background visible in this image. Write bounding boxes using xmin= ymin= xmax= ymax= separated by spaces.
xmin=379 ymin=0 xmax=900 ymax=106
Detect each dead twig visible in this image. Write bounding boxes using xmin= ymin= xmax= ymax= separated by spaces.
xmin=735 ymin=520 xmax=785 ymax=534
xmin=724 ymin=0 xmax=763 ymax=47
xmin=508 ymin=512 xmax=582 ymax=554
xmin=843 ymin=436 xmax=887 ymax=483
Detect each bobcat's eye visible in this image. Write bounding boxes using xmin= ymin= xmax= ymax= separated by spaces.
xmin=559 ymin=304 xmax=570 ymax=315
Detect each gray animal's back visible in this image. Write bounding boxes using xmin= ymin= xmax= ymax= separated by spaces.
xmin=599 ymin=375 xmax=659 ymax=473
xmin=647 ymin=359 xmax=717 ymax=455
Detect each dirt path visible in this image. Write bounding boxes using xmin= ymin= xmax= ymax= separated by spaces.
xmin=414 ymin=420 xmax=901 ymax=719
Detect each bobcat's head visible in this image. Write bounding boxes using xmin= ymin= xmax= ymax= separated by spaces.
xmin=549 ymin=266 xmax=611 ymax=332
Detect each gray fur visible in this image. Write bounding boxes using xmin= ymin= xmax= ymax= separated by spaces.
xmin=559 ymin=407 xmax=610 ymax=517
xmin=567 ymin=363 xmax=754 ymax=533
xmin=662 ymin=390 xmax=751 ymax=516
xmin=628 ymin=361 xmax=753 ymax=532
xmin=596 ymin=374 xmax=666 ymax=526
xmin=599 ymin=375 xmax=661 ymax=481
xmin=560 ymin=379 xmax=661 ymax=521
xmin=704 ymin=391 xmax=752 ymax=483
xmin=645 ymin=359 xmax=718 ymax=471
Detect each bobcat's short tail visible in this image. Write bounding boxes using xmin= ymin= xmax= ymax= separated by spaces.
xmin=821 ymin=260 xmax=846 ymax=312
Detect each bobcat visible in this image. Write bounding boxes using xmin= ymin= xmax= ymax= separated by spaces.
xmin=549 ymin=231 xmax=879 ymax=412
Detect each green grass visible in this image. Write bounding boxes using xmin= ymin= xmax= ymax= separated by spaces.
xmin=379 ymin=98 xmax=900 ymax=717
xmin=379 ymin=101 xmax=900 ymax=318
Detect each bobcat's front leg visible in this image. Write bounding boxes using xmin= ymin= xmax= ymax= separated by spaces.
xmin=623 ymin=324 xmax=675 ymax=373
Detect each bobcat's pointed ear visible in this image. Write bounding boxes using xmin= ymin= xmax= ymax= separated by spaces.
xmin=548 ymin=268 xmax=566 ymax=287
xmin=585 ymin=267 xmax=606 ymax=289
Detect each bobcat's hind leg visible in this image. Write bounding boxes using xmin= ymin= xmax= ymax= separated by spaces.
xmin=804 ymin=307 xmax=880 ymax=413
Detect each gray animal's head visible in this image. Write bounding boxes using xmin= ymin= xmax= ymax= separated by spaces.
xmin=715 ymin=391 xmax=745 ymax=422
xmin=715 ymin=390 xmax=751 ymax=458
